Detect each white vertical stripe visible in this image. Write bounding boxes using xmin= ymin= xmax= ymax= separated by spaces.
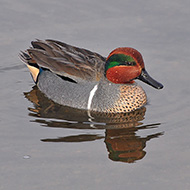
xmin=87 ymin=83 xmax=98 ymax=118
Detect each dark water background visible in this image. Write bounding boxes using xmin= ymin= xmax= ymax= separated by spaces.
xmin=0 ymin=0 xmax=190 ymax=189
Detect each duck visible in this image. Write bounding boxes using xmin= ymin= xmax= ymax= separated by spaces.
xmin=20 ymin=39 xmax=163 ymax=114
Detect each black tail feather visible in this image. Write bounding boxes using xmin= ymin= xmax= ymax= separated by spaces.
xmin=19 ymin=51 xmax=39 ymax=69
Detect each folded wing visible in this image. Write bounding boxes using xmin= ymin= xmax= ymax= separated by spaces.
xmin=25 ymin=39 xmax=106 ymax=82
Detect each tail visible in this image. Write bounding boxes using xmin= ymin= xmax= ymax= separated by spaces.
xmin=19 ymin=51 xmax=40 ymax=83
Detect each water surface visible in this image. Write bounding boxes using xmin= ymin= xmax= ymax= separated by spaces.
xmin=1 ymin=0 xmax=190 ymax=189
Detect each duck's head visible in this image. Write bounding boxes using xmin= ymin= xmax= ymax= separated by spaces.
xmin=105 ymin=47 xmax=163 ymax=89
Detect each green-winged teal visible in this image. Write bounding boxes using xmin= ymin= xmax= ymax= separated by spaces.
xmin=20 ymin=39 xmax=163 ymax=114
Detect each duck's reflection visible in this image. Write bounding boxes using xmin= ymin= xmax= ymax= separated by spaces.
xmin=105 ymin=127 xmax=162 ymax=163
xmin=24 ymin=86 xmax=163 ymax=163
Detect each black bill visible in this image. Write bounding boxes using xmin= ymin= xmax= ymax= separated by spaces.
xmin=137 ymin=69 xmax=164 ymax=89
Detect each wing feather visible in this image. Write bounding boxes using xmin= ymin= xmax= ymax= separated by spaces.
xmin=27 ymin=39 xmax=106 ymax=81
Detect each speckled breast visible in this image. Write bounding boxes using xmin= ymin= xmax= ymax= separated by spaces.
xmin=105 ymin=85 xmax=147 ymax=113
xmin=90 ymin=80 xmax=147 ymax=113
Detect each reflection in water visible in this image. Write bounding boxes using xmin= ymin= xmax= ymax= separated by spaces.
xmin=105 ymin=127 xmax=162 ymax=163
xmin=24 ymin=86 xmax=163 ymax=163
xmin=42 ymin=134 xmax=104 ymax=143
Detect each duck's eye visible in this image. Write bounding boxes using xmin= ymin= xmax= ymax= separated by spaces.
xmin=124 ymin=61 xmax=136 ymax=66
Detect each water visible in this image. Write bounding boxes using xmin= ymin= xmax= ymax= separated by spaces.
xmin=1 ymin=0 xmax=190 ymax=189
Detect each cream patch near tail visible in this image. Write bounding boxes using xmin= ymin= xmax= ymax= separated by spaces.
xmin=26 ymin=64 xmax=40 ymax=83
xmin=19 ymin=51 xmax=40 ymax=83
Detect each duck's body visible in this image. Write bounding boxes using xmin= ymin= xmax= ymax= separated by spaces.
xmin=20 ymin=39 xmax=163 ymax=113
xmin=37 ymin=70 xmax=146 ymax=113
